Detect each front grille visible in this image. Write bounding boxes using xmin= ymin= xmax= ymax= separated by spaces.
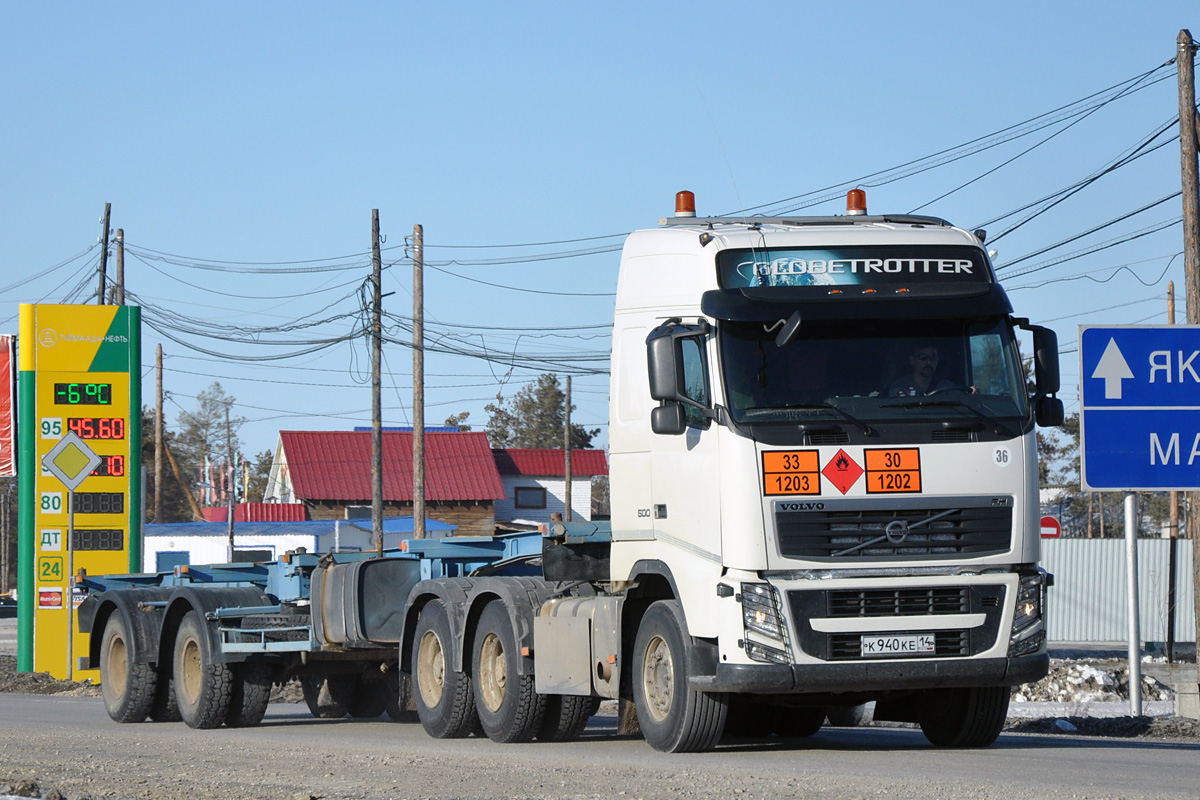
xmin=776 ymin=498 xmax=1012 ymax=561
xmin=788 ymin=585 xmax=1005 ymax=662
xmin=828 ymin=587 xmax=969 ymax=617
xmin=808 ymin=430 xmax=850 ymax=446
xmin=932 ymin=429 xmax=974 ymax=443
xmin=828 ymin=630 xmax=970 ymax=660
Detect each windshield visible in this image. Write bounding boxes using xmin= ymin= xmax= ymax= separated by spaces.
xmin=719 ymin=316 xmax=1028 ymax=425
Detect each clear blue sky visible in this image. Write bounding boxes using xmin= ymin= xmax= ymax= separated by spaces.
xmin=1 ymin=2 xmax=1196 ymax=458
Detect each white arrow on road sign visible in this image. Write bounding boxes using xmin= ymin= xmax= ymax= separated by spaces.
xmin=1091 ymin=337 xmax=1134 ymax=399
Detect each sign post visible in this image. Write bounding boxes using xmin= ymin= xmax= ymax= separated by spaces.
xmin=1079 ymin=324 xmax=1200 ymax=716
xmin=41 ymin=431 xmax=101 ymax=679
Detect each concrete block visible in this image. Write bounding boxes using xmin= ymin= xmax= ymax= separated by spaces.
xmin=1175 ymin=682 xmax=1200 ymax=719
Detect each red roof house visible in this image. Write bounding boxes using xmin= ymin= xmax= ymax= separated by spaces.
xmin=265 ymin=431 xmax=506 ymax=536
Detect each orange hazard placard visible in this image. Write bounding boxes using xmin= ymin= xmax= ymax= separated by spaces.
xmin=864 ymin=448 xmax=921 ymax=494
xmin=762 ymin=450 xmax=820 ymax=496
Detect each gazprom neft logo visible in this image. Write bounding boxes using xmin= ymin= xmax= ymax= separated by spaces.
xmin=38 ymin=328 xmax=129 ymax=347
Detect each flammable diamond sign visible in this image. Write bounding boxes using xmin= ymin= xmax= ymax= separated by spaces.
xmin=822 ymin=449 xmax=864 ymax=495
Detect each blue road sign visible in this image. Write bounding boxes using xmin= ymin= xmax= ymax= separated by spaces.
xmin=1080 ymin=325 xmax=1200 ymax=491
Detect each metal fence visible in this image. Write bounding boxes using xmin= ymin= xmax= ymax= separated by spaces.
xmin=1041 ymin=538 xmax=1195 ymax=644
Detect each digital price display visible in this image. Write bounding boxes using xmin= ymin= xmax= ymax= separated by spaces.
xmin=67 ymin=417 xmax=125 ymax=440
xmin=72 ymin=492 xmax=125 ymax=514
xmin=90 ymin=455 xmax=125 ymax=478
xmin=72 ymin=529 xmax=125 ymax=551
xmin=54 ymin=382 xmax=112 ymax=405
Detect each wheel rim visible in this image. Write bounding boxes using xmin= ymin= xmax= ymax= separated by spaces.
xmin=180 ymin=635 xmax=202 ymax=706
xmin=416 ymin=630 xmax=445 ymax=708
xmin=641 ymin=634 xmax=673 ymax=724
xmin=477 ymin=632 xmax=506 ymax=713
xmin=104 ymin=632 xmax=128 ymax=700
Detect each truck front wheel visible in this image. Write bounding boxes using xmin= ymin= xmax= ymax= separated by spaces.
xmin=412 ymin=599 xmax=478 ymax=738
xmin=632 ymin=600 xmax=728 ymax=753
xmin=471 ymin=600 xmax=544 ymax=743
xmin=99 ymin=613 xmax=157 ymax=723
xmin=917 ymin=686 xmax=1009 ymax=747
xmin=173 ymin=610 xmax=234 ymax=729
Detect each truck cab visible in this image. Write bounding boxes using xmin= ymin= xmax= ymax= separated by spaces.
xmin=604 ymin=190 xmax=1060 ymax=748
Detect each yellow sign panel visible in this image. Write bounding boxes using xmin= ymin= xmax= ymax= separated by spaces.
xmin=19 ymin=304 xmax=140 ymax=681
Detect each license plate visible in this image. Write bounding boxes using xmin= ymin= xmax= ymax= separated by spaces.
xmin=860 ymin=633 xmax=936 ymax=657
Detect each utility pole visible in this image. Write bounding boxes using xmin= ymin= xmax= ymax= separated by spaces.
xmin=225 ymin=405 xmax=235 ymax=561
xmin=155 ymin=345 xmax=164 ymax=524
xmin=114 ymin=229 xmax=125 ymax=305
xmin=1178 ymin=28 xmax=1200 ymax=669
xmin=563 ymin=376 xmax=572 ymax=522
xmin=97 ymin=203 xmax=111 ymax=305
xmin=371 ymin=210 xmax=384 ymax=553
xmin=412 ymin=224 xmax=426 ymax=539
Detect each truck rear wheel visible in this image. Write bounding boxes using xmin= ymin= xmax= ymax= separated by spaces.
xmin=413 ymin=599 xmax=478 ymax=738
xmin=148 ymin=670 xmax=181 ymax=722
xmin=471 ymin=600 xmax=544 ymax=743
xmin=773 ymin=707 xmax=824 ymax=738
xmin=917 ymin=686 xmax=1009 ymax=747
xmin=536 ymin=695 xmax=596 ymax=742
xmin=348 ymin=677 xmax=388 ymax=718
xmin=300 ymin=674 xmax=352 ymax=718
xmin=173 ymin=610 xmax=234 ymax=729
xmin=632 ymin=600 xmax=728 ymax=753
xmin=225 ymin=661 xmax=272 ymax=727
xmin=100 ymin=613 xmax=157 ymax=723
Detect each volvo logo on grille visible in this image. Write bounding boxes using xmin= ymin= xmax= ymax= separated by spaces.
xmin=885 ymin=520 xmax=910 ymax=544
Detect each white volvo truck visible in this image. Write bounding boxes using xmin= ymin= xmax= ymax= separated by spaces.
xmin=84 ymin=189 xmax=1060 ymax=754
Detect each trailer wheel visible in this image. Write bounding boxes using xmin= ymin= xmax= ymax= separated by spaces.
xmin=225 ymin=661 xmax=272 ymax=727
xmin=773 ymin=707 xmax=824 ymax=738
xmin=300 ymin=674 xmax=351 ymax=718
xmin=471 ymin=600 xmax=544 ymax=743
xmin=384 ymin=671 xmax=416 ymax=722
xmin=99 ymin=613 xmax=157 ymax=723
xmin=173 ymin=610 xmax=234 ymax=729
xmin=412 ymin=599 xmax=478 ymax=738
xmin=918 ymin=687 xmax=1009 ymax=747
xmin=632 ymin=600 xmax=728 ymax=753
xmin=535 ymin=694 xmax=595 ymax=742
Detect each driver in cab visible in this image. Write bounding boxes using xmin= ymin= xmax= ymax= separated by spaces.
xmin=888 ymin=343 xmax=963 ymax=397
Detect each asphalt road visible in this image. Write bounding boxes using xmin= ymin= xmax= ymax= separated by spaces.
xmin=1 ymin=693 xmax=1197 ymax=800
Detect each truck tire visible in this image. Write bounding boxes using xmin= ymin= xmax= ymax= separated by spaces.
xmin=173 ymin=610 xmax=234 ymax=729
xmin=225 ymin=661 xmax=272 ymax=727
xmin=348 ymin=678 xmax=387 ymax=718
xmin=917 ymin=687 xmax=1009 ymax=747
xmin=535 ymin=695 xmax=595 ymax=742
xmin=99 ymin=613 xmax=157 ymax=723
xmin=413 ymin=599 xmax=478 ymax=739
xmin=774 ymin=707 xmax=824 ymax=738
xmin=632 ymin=600 xmax=728 ymax=753
xmin=148 ymin=670 xmax=181 ymax=722
xmin=471 ymin=600 xmax=545 ymax=743
xmin=385 ymin=671 xmax=417 ymax=722
xmin=301 ymin=674 xmax=351 ymax=718
xmin=826 ymin=703 xmax=868 ymax=727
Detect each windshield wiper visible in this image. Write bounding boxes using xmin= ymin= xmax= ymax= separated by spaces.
xmin=769 ymin=402 xmax=874 ymax=435
xmin=880 ymin=399 xmax=1016 ymax=438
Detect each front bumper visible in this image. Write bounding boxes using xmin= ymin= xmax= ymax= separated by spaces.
xmin=689 ymin=651 xmax=1048 ymax=694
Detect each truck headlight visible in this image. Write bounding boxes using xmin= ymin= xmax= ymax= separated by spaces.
xmin=1008 ymin=572 xmax=1046 ymax=657
xmin=740 ymin=583 xmax=785 ymax=640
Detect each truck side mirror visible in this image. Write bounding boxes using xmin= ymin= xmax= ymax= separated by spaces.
xmin=647 ymin=330 xmax=680 ymax=401
xmin=651 ymin=403 xmax=687 ymax=435
xmin=1036 ymin=396 xmax=1064 ymax=427
xmin=1032 ymin=326 xmax=1060 ymax=395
